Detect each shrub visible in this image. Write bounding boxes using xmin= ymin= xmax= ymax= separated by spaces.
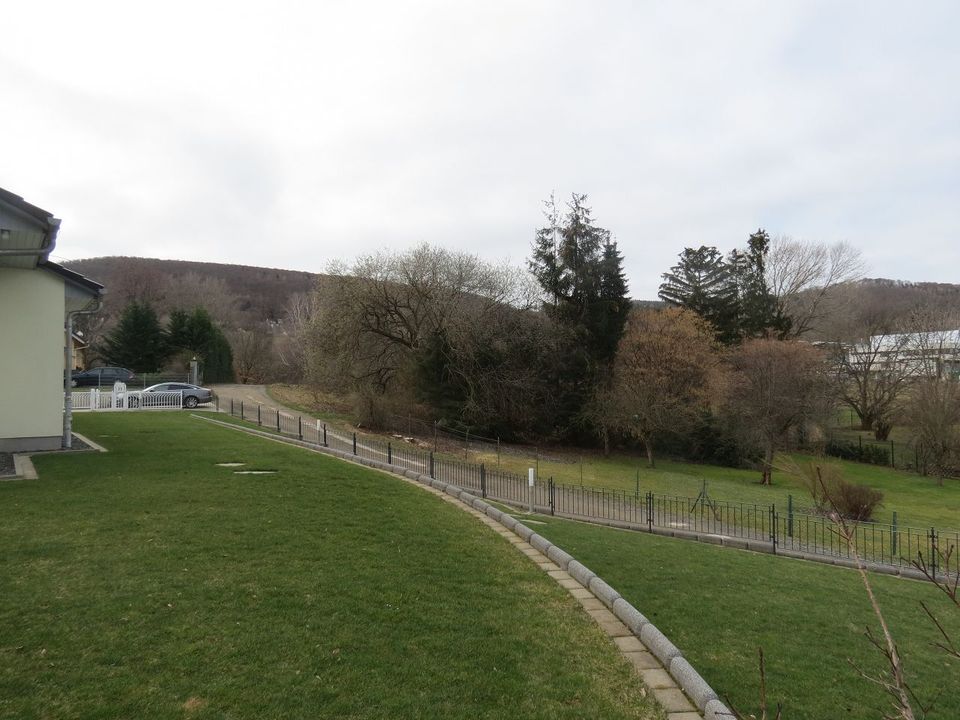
xmin=824 ymin=438 xmax=889 ymax=466
xmin=782 ymin=459 xmax=885 ymax=522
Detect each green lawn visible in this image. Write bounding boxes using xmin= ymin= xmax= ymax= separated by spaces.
xmin=527 ymin=514 xmax=960 ymax=720
xmin=0 ymin=413 xmax=659 ymax=720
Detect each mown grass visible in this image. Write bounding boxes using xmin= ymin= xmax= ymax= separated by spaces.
xmin=527 ymin=514 xmax=960 ymax=720
xmin=0 ymin=413 xmax=660 ymax=720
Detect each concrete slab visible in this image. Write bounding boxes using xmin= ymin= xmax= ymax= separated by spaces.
xmin=640 ymin=668 xmax=676 ymax=689
xmin=652 ymin=688 xmax=697 ymax=714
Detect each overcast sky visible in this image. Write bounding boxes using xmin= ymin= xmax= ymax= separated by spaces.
xmin=2 ymin=1 xmax=957 ymax=299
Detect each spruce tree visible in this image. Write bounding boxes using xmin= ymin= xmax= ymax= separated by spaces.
xmin=100 ymin=301 xmax=168 ymax=372
xmin=658 ymin=246 xmax=739 ymax=343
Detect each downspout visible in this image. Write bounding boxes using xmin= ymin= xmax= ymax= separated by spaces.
xmin=63 ymin=295 xmax=102 ymax=449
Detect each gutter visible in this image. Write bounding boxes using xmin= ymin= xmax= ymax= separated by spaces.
xmin=0 ymin=218 xmax=59 ymax=259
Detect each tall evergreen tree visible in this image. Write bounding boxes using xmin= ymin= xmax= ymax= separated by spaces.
xmin=658 ymin=246 xmax=739 ymax=343
xmin=529 ymin=193 xmax=629 ymax=436
xmin=100 ymin=301 xmax=168 ymax=372
xmin=727 ymin=229 xmax=792 ymax=339
xmin=167 ymin=307 xmax=235 ymax=382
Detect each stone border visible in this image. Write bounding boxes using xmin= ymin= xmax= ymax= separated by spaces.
xmin=192 ymin=414 xmax=733 ymax=719
xmin=4 ymin=433 xmax=108 ymax=482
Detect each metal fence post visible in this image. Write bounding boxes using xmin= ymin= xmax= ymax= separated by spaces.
xmin=323 ymin=423 xmax=327 ymax=446
xmin=480 ymin=463 xmax=486 ymax=498
xmin=230 ymin=398 xmax=234 ymax=415
xmin=387 ymin=442 xmax=392 ymax=465
xmin=549 ymin=477 xmax=555 ymax=516
xmin=892 ymin=511 xmax=898 ymax=558
xmin=770 ymin=505 xmax=778 ymax=553
xmin=429 ymin=451 xmax=434 ymax=479
xmin=257 ymin=404 xmax=261 ymax=426
xmin=646 ymin=491 xmax=653 ymax=530
xmin=276 ymin=410 xmax=280 ymax=432
xmin=240 ymin=400 xmax=244 ymax=419
xmin=298 ymin=416 xmax=303 ymax=441
xmin=890 ymin=440 xmax=895 ymax=467
xmin=352 ymin=433 xmax=357 ymax=455
xmin=787 ymin=494 xmax=794 ymax=538
xmin=930 ymin=528 xmax=938 ymax=581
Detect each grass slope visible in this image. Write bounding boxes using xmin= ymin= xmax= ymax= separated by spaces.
xmin=529 ymin=515 xmax=960 ymax=720
xmin=0 ymin=413 xmax=659 ymax=720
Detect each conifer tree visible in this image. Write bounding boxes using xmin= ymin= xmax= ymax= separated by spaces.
xmin=100 ymin=301 xmax=168 ymax=372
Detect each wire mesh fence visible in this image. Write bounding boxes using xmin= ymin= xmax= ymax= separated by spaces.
xmin=219 ymin=397 xmax=959 ymax=579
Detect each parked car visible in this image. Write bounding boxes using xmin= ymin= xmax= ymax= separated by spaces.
xmin=138 ymin=382 xmax=213 ymax=409
xmin=71 ymin=366 xmax=136 ymax=387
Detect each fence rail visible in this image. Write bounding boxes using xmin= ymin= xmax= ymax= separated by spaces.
xmin=73 ymin=389 xmax=183 ymax=411
xmin=221 ymin=400 xmax=959 ymax=579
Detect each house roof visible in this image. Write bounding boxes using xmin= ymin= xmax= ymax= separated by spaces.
xmin=0 ymin=187 xmax=61 ymax=270
xmin=40 ymin=260 xmax=105 ymax=295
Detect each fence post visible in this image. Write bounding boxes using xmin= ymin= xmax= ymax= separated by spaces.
xmin=770 ymin=505 xmax=778 ymax=553
xmin=257 ymin=404 xmax=261 ymax=426
xmin=276 ymin=410 xmax=280 ymax=432
xmin=298 ymin=416 xmax=303 ymax=441
xmin=787 ymin=494 xmax=794 ymax=538
xmin=240 ymin=400 xmax=243 ymax=419
xmin=891 ymin=511 xmax=898 ymax=558
xmin=215 ymin=393 xmax=219 ymax=412
xmin=429 ymin=451 xmax=434 ymax=479
xmin=352 ymin=433 xmax=357 ymax=455
xmin=646 ymin=491 xmax=653 ymax=530
xmin=549 ymin=477 xmax=555 ymax=516
xmin=890 ymin=440 xmax=895 ymax=467
xmin=930 ymin=528 xmax=938 ymax=581
xmin=387 ymin=442 xmax=392 ymax=465
xmin=230 ymin=398 xmax=234 ymax=415
xmin=480 ymin=463 xmax=486 ymax=498
xmin=323 ymin=423 xmax=327 ymax=446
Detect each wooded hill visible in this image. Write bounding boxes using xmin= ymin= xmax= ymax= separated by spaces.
xmin=64 ymin=256 xmax=319 ymax=329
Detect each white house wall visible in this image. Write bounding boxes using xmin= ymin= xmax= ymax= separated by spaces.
xmin=0 ymin=267 xmax=64 ymax=451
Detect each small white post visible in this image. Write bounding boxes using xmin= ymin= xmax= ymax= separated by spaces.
xmin=316 ymin=419 xmax=321 ymax=442
xmin=528 ymin=467 xmax=535 ymax=513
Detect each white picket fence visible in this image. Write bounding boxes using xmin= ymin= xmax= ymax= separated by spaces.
xmin=72 ymin=382 xmax=183 ymax=411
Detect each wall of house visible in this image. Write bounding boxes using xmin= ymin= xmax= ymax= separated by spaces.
xmin=0 ymin=267 xmax=65 ymax=451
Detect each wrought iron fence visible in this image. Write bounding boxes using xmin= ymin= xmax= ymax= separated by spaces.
xmin=220 ymin=399 xmax=959 ymax=579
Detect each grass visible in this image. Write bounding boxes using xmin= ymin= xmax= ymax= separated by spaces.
xmin=0 ymin=413 xmax=659 ymax=720
xmin=526 ymin=513 xmax=960 ymax=720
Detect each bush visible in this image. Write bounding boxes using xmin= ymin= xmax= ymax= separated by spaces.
xmin=824 ymin=438 xmax=889 ymax=466
xmin=788 ymin=460 xmax=885 ymax=522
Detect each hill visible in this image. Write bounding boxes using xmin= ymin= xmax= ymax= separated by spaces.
xmin=64 ymin=256 xmax=320 ymax=328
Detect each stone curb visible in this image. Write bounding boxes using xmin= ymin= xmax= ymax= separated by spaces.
xmin=190 ymin=414 xmax=733 ymax=717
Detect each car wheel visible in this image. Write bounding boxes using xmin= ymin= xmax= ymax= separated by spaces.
xmin=184 ymin=396 xmax=199 ymax=409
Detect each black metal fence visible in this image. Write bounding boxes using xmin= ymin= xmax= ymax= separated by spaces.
xmin=219 ymin=398 xmax=959 ymax=579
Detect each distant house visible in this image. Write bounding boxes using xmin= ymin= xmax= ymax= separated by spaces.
xmin=0 ymin=187 xmax=104 ymax=452
xmin=848 ymin=330 xmax=960 ymax=380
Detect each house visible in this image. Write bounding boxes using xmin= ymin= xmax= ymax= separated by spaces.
xmin=0 ymin=187 xmax=104 ymax=452
xmin=847 ymin=329 xmax=960 ymax=380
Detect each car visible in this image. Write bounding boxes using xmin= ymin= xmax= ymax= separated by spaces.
xmin=71 ymin=366 xmax=137 ymax=387
xmin=139 ymin=382 xmax=213 ymax=409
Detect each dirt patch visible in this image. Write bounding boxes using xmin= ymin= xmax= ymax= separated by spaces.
xmin=182 ymin=696 xmax=207 ymax=713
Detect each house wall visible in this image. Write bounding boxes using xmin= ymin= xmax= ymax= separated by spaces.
xmin=0 ymin=267 xmax=65 ymax=451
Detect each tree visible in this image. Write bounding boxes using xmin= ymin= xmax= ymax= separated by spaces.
xmin=231 ymin=326 xmax=273 ymax=384
xmin=727 ymin=339 xmax=830 ymax=484
xmin=658 ymin=246 xmax=738 ymax=343
xmin=529 ymin=193 xmax=630 ymax=369
xmin=765 ymin=236 xmax=864 ymax=338
xmin=904 ymin=378 xmax=960 ymax=486
xmin=727 ymin=229 xmax=791 ymax=339
xmin=168 ymin=307 xmax=234 ymax=383
xmin=612 ymin=308 xmax=723 ymax=467
xmin=99 ymin=300 xmax=168 ymax=373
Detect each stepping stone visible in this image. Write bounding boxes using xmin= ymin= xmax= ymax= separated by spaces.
xmin=547 ymin=569 xmax=572 ymax=580
xmin=568 ymin=587 xmax=593 ymax=600
xmin=578 ymin=597 xmax=605 ymax=611
xmin=613 ymin=636 xmax=646 ymax=653
xmin=557 ymin=577 xmax=582 ymax=590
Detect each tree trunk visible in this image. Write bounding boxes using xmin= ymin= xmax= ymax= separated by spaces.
xmin=760 ymin=445 xmax=775 ymax=485
xmin=644 ymin=439 xmax=655 ymax=469
xmin=601 ymin=426 xmax=610 ymax=458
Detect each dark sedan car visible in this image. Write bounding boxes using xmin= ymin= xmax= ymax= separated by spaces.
xmin=139 ymin=382 xmax=213 ymax=409
xmin=71 ymin=366 xmax=136 ymax=387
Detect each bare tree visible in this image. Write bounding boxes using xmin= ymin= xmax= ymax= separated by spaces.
xmin=230 ymin=327 xmax=273 ymax=384
xmin=903 ymin=378 xmax=960 ymax=486
xmin=612 ymin=307 xmax=723 ymax=467
xmin=162 ymin=273 xmax=241 ymax=328
xmin=766 ymin=237 xmax=864 ymax=338
xmin=727 ymin=340 xmax=830 ymax=484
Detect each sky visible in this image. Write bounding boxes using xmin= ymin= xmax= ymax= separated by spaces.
xmin=2 ymin=1 xmax=957 ymax=300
